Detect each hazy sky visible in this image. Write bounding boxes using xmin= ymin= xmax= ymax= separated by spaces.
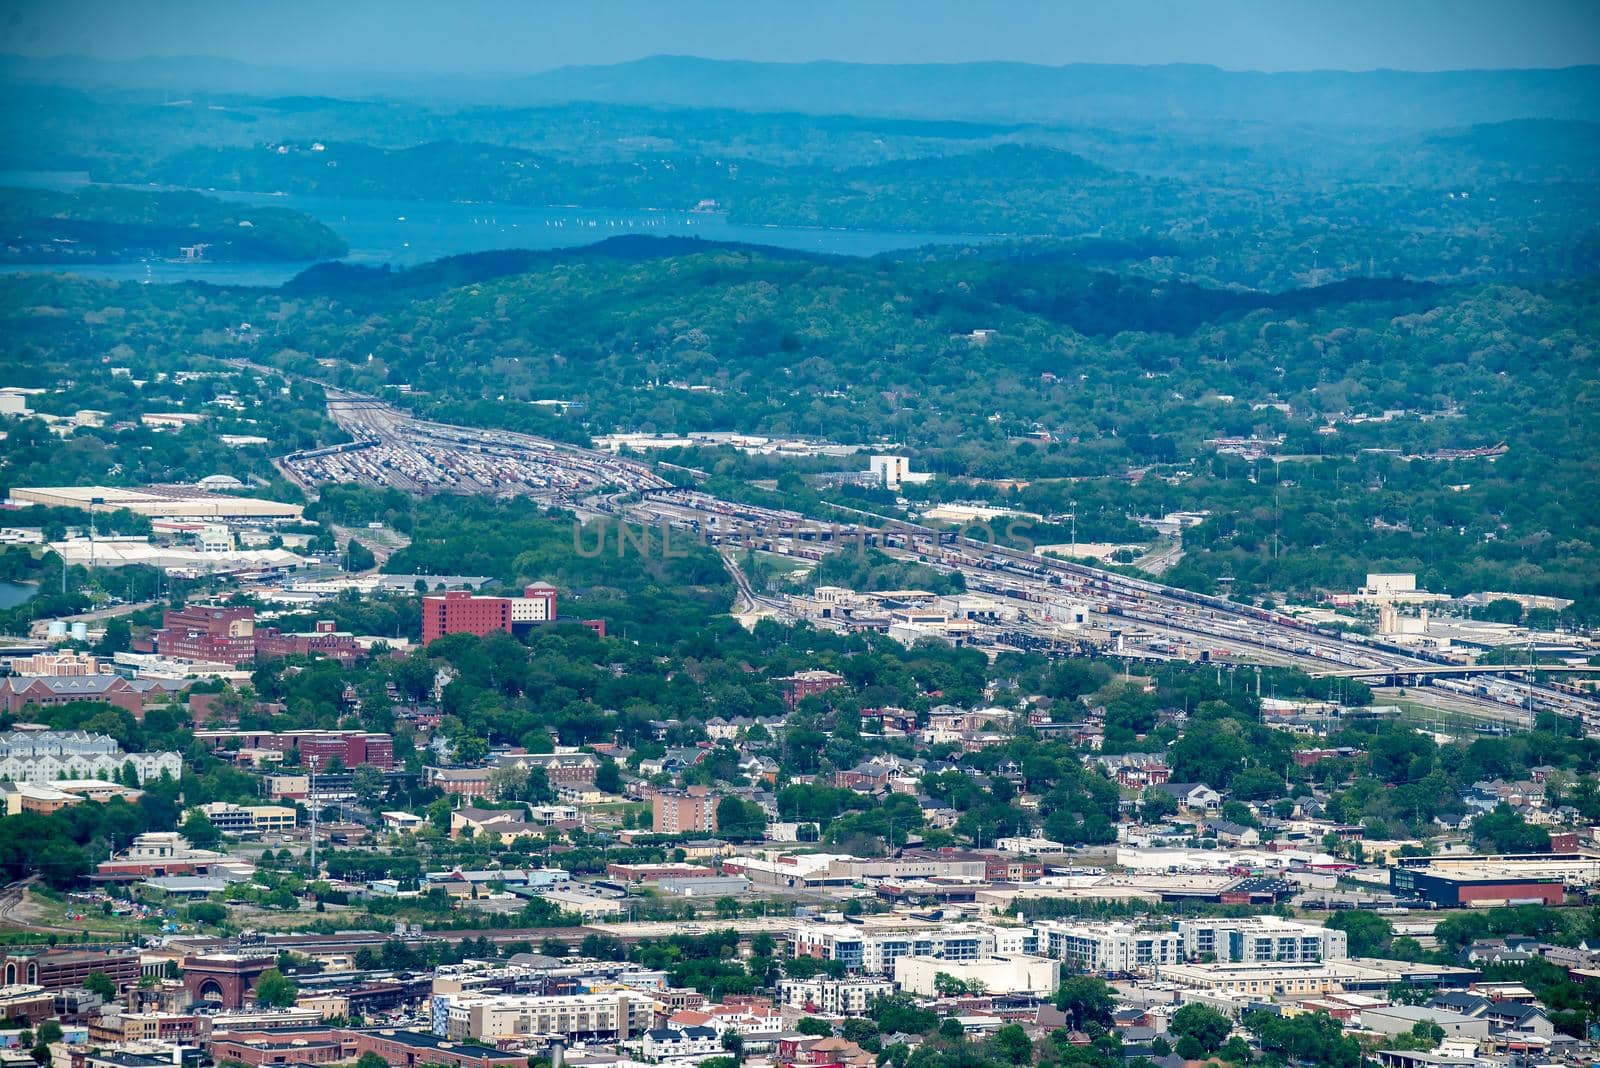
xmin=3 ymin=0 xmax=1597 ymax=73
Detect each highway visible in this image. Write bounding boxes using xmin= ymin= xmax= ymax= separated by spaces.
xmin=281 ymin=392 xmax=1598 ymax=728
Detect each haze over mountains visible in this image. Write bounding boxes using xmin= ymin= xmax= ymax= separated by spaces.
xmin=4 ymin=52 xmax=1599 ymax=127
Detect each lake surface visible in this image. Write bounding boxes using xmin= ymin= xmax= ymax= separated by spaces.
xmin=0 ymin=171 xmax=993 ymax=287
xmin=0 ymin=581 xmax=37 ymax=610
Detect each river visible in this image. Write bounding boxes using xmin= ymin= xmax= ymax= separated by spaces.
xmin=0 ymin=581 xmax=37 ymax=610
xmin=0 ymin=171 xmax=992 ymax=287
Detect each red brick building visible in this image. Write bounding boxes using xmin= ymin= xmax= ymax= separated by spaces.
xmin=155 ymin=605 xmax=258 ymax=663
xmin=2 ymin=948 xmax=141 ymax=993
xmin=422 ymin=591 xmax=512 ymax=644
xmin=183 ymin=953 xmax=276 ymax=1008
xmin=194 ymin=730 xmax=394 ymax=770
xmin=253 ymin=620 xmax=361 ymax=663
xmin=779 ymin=670 xmax=847 ymax=710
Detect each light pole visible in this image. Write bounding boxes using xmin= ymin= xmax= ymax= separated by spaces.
xmin=308 ymin=756 xmax=319 ymax=879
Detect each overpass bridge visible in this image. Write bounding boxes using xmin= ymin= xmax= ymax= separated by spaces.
xmin=1311 ymin=663 xmax=1600 ymax=682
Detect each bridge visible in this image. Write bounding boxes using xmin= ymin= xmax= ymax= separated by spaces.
xmin=1311 ymin=663 xmax=1600 ymax=681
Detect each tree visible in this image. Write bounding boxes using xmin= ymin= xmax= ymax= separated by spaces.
xmin=1053 ymin=976 xmax=1115 ymax=1030
xmin=84 ymin=971 xmax=117 ymax=999
xmin=356 ymin=1055 xmax=388 ymax=1068
xmin=1471 ymin=803 xmax=1552 ymax=853
xmin=721 ymin=1030 xmax=745 ymax=1064
xmin=1169 ymin=1003 xmax=1232 ymax=1054
xmin=1326 ymin=910 xmax=1395 ymax=957
xmin=351 ymin=764 xmax=387 ymax=807
xmin=715 ymin=796 xmax=767 ymax=840
xmin=254 ymin=967 xmax=298 ymax=1008
xmin=796 ymin=1017 xmax=833 ymax=1037
xmin=345 ymin=539 xmax=376 ymax=571
xmin=35 ymin=1022 xmax=62 ymax=1047
xmin=989 ymin=1023 xmax=1033 ymax=1065
xmin=595 ymin=757 xmax=623 ymax=794
xmin=179 ymin=810 xmax=221 ymax=849
xmin=186 ymin=902 xmax=228 ymax=927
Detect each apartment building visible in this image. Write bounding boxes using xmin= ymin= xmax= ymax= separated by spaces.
xmin=435 ymin=991 xmax=655 ymax=1043
xmin=791 ymin=921 xmax=997 ymax=974
xmin=1033 ymin=921 xmax=1184 ymax=975
xmin=1173 ymin=916 xmax=1348 ymax=963
xmin=776 ymin=977 xmax=896 ymax=1015
xmin=653 ymin=785 xmax=717 ymax=834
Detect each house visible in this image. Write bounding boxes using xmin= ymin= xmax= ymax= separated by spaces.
xmin=639 ymin=1025 xmax=721 ymax=1061
xmin=1203 ymin=819 xmax=1261 ymax=847
xmin=450 ymin=807 xmax=534 ymax=845
xmin=1150 ymin=783 xmax=1223 ymax=811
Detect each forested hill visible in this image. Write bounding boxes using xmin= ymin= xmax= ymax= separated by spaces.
xmin=509 ymin=58 xmax=1600 ymax=126
xmin=7 ymin=53 xmax=1599 ymax=126
xmin=0 ymin=185 xmax=348 ymax=263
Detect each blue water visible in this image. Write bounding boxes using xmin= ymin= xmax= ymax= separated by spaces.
xmin=0 ymin=581 xmax=37 ymax=610
xmin=0 ymin=171 xmax=992 ymax=287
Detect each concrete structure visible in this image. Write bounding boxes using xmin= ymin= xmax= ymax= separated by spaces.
xmin=1173 ymin=917 xmax=1348 ymax=963
xmin=1034 ymin=921 xmax=1182 ymax=975
xmin=894 ymin=954 xmax=1060 ymax=997
xmin=653 ymin=786 xmax=718 ymax=834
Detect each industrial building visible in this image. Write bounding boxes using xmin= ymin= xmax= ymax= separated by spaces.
xmin=10 ymin=485 xmax=303 ymax=519
xmin=1389 ymin=854 xmax=1590 ymax=907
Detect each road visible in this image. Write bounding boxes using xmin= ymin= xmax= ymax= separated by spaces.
xmin=278 ymin=389 xmax=1597 ymax=726
xmin=28 ymin=600 xmax=162 ymax=639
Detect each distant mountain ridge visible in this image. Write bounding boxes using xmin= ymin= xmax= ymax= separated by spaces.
xmin=3 ymin=52 xmax=1597 ymax=128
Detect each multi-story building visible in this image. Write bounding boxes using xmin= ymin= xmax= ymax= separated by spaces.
xmin=493 ymin=750 xmax=600 ymax=786
xmin=1 ymin=948 xmax=141 ymax=993
xmin=791 ymin=922 xmax=996 ymax=974
xmin=0 ymin=730 xmax=180 ymax=784
xmin=653 ymin=786 xmax=717 ymax=834
xmin=197 ymin=802 xmax=298 ymax=837
xmin=350 ymin=1029 xmax=526 ymax=1068
xmin=1172 ymin=917 xmax=1347 ymax=963
xmin=0 ymin=675 xmax=153 ymax=716
xmin=154 ymin=605 xmax=257 ymax=663
xmin=422 ymin=585 xmax=560 ymax=644
xmin=6 ymin=651 xmax=112 ymax=676
xmin=253 ymin=620 xmax=361 ymax=663
xmin=195 ymin=730 xmax=394 ymax=770
xmin=435 ymin=991 xmax=655 ymax=1043
xmin=94 ymin=831 xmax=233 ymax=882
xmin=778 ymin=670 xmax=846 ymax=710
xmin=1033 ymin=921 xmax=1183 ymax=975
xmin=776 ymin=977 xmax=895 ymax=1015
